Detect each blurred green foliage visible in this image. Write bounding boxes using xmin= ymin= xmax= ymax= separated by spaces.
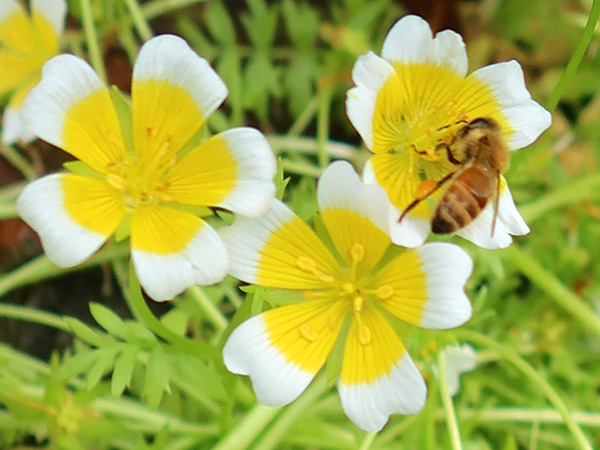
xmin=0 ymin=0 xmax=599 ymax=449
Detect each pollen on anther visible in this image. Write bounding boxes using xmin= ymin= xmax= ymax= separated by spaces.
xmin=375 ymin=285 xmax=394 ymax=300
xmin=358 ymin=324 xmax=371 ymax=346
xmin=351 ymin=243 xmax=365 ymax=263
xmin=296 ymin=256 xmax=317 ymax=273
xmin=299 ymin=324 xmax=318 ymax=342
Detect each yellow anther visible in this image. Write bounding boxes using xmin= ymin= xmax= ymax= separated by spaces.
xmin=106 ymin=174 xmax=125 ymax=190
xmin=358 ymin=324 xmax=371 ymax=346
xmin=353 ymin=295 xmax=364 ymax=312
xmin=319 ymin=275 xmax=335 ymax=284
xmin=296 ymin=256 xmax=317 ymax=273
xmin=299 ymin=324 xmax=318 ymax=342
xmin=350 ymin=243 xmax=365 ymax=264
xmin=341 ymin=282 xmax=355 ymax=294
xmin=375 ymin=285 xmax=394 ymax=300
xmin=327 ymin=316 xmax=337 ymax=330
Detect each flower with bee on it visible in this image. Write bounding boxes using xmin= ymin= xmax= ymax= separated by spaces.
xmin=346 ymin=15 xmax=551 ymax=249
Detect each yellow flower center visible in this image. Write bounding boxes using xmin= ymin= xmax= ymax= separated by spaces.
xmin=296 ymin=242 xmax=395 ymax=346
xmin=105 ymin=144 xmax=178 ymax=210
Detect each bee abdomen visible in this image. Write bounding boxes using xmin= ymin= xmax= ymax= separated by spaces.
xmin=432 ymin=169 xmax=491 ymax=234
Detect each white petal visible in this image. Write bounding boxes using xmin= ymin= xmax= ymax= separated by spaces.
xmin=215 ymin=127 xmax=276 ymax=217
xmin=223 ymin=314 xmax=314 ymax=406
xmin=346 ymin=52 xmax=395 ymax=150
xmin=2 ymin=106 xmax=36 ymax=145
xmin=16 ymin=174 xmax=108 ymax=267
xmin=0 ymin=0 xmax=20 ymax=23
xmin=415 ymin=243 xmax=473 ymax=329
xmin=362 ymin=160 xmax=429 ymax=248
xmin=388 ymin=206 xmax=430 ymax=248
xmin=429 ymin=30 xmax=468 ymax=77
xmin=132 ymin=224 xmax=228 ymax=302
xmin=219 ymin=199 xmax=295 ymax=283
xmin=133 ymin=34 xmax=227 ymax=120
xmin=456 ymin=182 xmax=528 ymax=249
xmin=339 ymin=352 xmax=426 ymax=432
xmin=497 ymin=183 xmax=530 ymax=235
xmin=471 ymin=61 xmax=551 ymax=149
xmin=437 ymin=344 xmax=477 ymax=396
xmin=347 ymin=53 xmax=395 ymax=149
xmin=317 ymin=160 xmax=389 ymax=234
xmin=32 ymin=0 xmax=67 ymax=36
xmin=21 ymin=54 xmax=104 ymax=149
xmin=381 ymin=15 xmax=433 ymax=64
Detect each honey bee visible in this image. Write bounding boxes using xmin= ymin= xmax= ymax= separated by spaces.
xmin=399 ymin=117 xmax=509 ymax=235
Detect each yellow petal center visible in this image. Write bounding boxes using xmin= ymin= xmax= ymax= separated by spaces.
xmin=297 ymin=242 xmax=397 ymax=348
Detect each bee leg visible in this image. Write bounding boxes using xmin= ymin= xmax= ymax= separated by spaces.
xmin=398 ymin=173 xmax=455 ymax=223
xmin=435 ymin=142 xmax=461 ymax=165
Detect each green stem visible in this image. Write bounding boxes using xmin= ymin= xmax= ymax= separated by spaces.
xmin=316 ymin=88 xmax=333 ymax=169
xmin=187 ymin=285 xmax=228 ymax=333
xmin=80 ymin=0 xmax=107 ymax=83
xmin=0 ymin=242 xmax=129 ymax=298
xmin=519 ymin=172 xmax=600 ymax=222
xmin=124 ymin=0 xmax=154 ymax=40
xmin=0 ymin=145 xmax=36 ymax=180
xmin=142 ymin=0 xmax=206 ymax=19
xmin=546 ymin=0 xmax=600 ymax=112
xmin=251 ymin=373 xmax=327 ymax=450
xmin=0 ymin=304 xmax=68 ymax=331
xmin=287 ymin=95 xmax=320 ymax=137
xmin=502 ymin=245 xmax=600 ymax=338
xmin=116 ymin=261 xmax=219 ymax=361
xmin=0 ymin=182 xmax=24 ymax=203
xmin=281 ymin=159 xmax=322 ymax=178
xmin=433 ymin=407 xmax=600 ymax=427
xmin=94 ymin=396 xmax=219 ymax=436
xmin=437 ymin=351 xmax=463 ymax=450
xmin=211 ymin=404 xmax=281 ymax=450
xmin=267 ymin=136 xmax=364 ymax=163
xmin=458 ymin=330 xmax=593 ymax=450
xmin=0 ymin=202 xmax=18 ymax=220
xmin=358 ymin=432 xmax=378 ymax=450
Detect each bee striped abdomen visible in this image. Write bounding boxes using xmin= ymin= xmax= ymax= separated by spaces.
xmin=432 ymin=167 xmax=492 ymax=234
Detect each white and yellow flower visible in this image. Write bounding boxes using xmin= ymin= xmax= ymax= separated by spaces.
xmin=0 ymin=0 xmax=66 ymax=144
xmin=346 ymin=15 xmax=551 ymax=249
xmin=221 ymin=161 xmax=472 ymax=432
xmin=17 ymin=35 xmax=276 ymax=301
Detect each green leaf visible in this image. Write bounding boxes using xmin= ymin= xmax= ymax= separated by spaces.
xmin=111 ymin=344 xmax=138 ymax=397
xmin=160 ymin=308 xmax=189 ymax=337
xmin=87 ymin=347 xmax=119 ymax=390
xmin=282 ymin=0 xmax=319 ymax=52
xmin=241 ymin=0 xmax=278 ymax=51
xmin=89 ymin=303 xmax=128 ymax=339
xmin=174 ymin=355 xmax=227 ymax=401
xmin=64 ymin=317 xmax=112 ymax=348
xmin=285 ymin=56 xmax=318 ymax=118
xmin=143 ymin=345 xmax=171 ymax=410
xmin=243 ymin=54 xmax=279 ymax=121
xmin=204 ymin=1 xmax=236 ymax=46
xmin=216 ymin=49 xmax=243 ymax=125
xmin=124 ymin=321 xmax=157 ymax=345
xmin=275 ymin=158 xmax=290 ymax=200
xmin=55 ymin=350 xmax=101 ymax=380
